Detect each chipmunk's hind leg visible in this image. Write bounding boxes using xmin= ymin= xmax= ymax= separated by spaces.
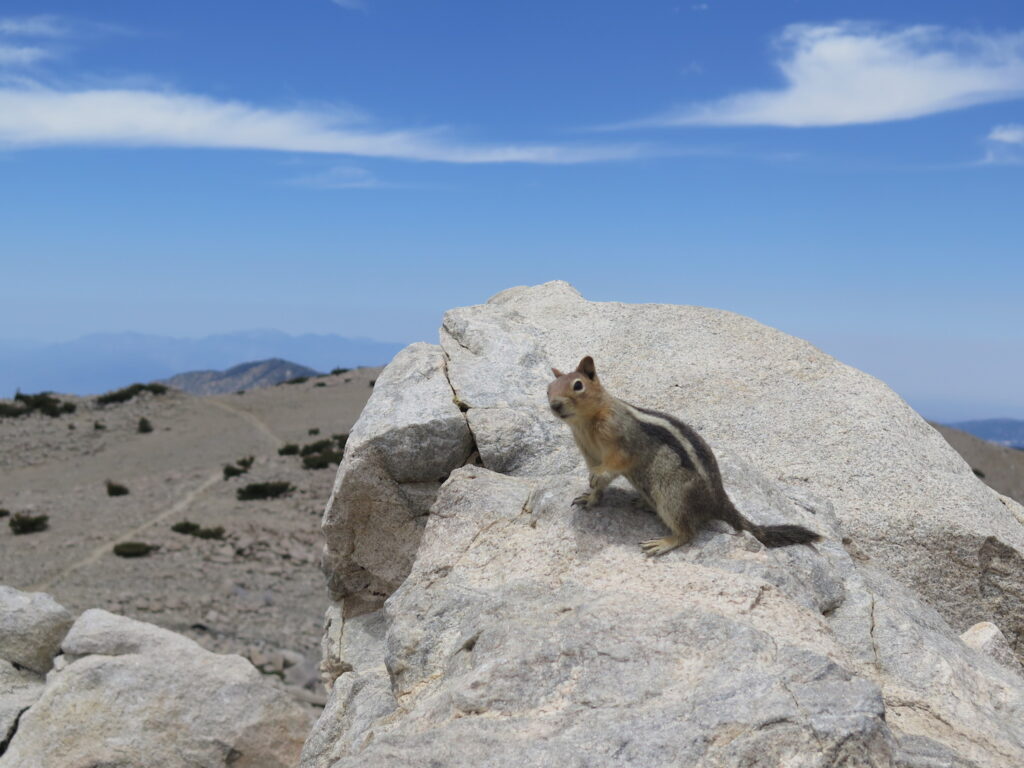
xmin=640 ymin=481 xmax=706 ymax=556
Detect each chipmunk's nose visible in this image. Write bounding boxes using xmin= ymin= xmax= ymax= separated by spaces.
xmin=550 ymin=399 xmax=567 ymax=418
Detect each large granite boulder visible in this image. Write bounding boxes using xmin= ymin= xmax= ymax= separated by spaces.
xmin=0 ymin=608 xmax=313 ymax=768
xmin=309 ymin=283 xmax=1024 ymax=767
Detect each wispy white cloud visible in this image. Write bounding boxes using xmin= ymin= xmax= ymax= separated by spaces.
xmin=622 ymin=22 xmax=1024 ymax=128
xmin=988 ymin=123 xmax=1024 ymax=144
xmin=981 ymin=123 xmax=1024 ymax=164
xmin=289 ymin=165 xmax=390 ymax=189
xmin=0 ymin=84 xmax=645 ymax=164
xmin=0 ymin=45 xmax=52 ymax=65
xmin=0 ymin=15 xmax=68 ymax=38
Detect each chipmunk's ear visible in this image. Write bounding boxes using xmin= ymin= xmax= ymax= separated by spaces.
xmin=576 ymin=356 xmax=596 ymax=380
xmin=551 ymin=367 xmax=565 ymax=379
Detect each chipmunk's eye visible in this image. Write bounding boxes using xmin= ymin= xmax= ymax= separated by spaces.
xmin=573 ymin=380 xmax=584 ymax=392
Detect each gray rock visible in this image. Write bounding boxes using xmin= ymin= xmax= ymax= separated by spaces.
xmin=961 ymin=621 xmax=1023 ymax=674
xmin=320 ymin=343 xmax=474 ymax=609
xmin=0 ymin=661 xmax=43 ymax=750
xmin=437 ymin=282 xmax=1024 ymax=652
xmin=0 ymin=586 xmax=73 ymax=674
xmin=0 ymin=609 xmax=313 ymax=768
xmin=309 ymin=283 xmax=1024 ymax=767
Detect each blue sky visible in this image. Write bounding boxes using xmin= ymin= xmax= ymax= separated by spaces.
xmin=1 ymin=1 xmax=1022 ymax=420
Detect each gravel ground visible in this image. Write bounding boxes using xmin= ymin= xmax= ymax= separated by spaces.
xmin=0 ymin=367 xmax=380 ymax=704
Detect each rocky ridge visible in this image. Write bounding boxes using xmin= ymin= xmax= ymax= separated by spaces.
xmin=307 ymin=282 xmax=1024 ymax=767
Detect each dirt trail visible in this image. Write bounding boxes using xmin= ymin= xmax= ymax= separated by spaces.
xmin=29 ymin=470 xmax=221 ymax=593
xmin=205 ymin=398 xmax=283 ymax=447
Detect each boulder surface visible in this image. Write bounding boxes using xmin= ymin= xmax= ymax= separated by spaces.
xmin=309 ymin=283 xmax=1024 ymax=767
xmin=0 ymin=606 xmax=313 ymax=768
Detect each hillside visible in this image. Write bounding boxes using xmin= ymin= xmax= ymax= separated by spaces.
xmin=932 ymin=422 xmax=1024 ymax=504
xmin=162 ymin=358 xmax=322 ymax=395
xmin=947 ymin=418 xmax=1024 ymax=449
xmin=0 ymin=330 xmax=403 ymax=396
xmin=0 ymin=367 xmax=380 ymax=704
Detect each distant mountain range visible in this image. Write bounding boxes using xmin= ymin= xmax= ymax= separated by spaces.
xmin=161 ymin=358 xmax=322 ymax=395
xmin=947 ymin=418 xmax=1024 ymax=449
xmin=0 ymin=330 xmax=405 ymax=396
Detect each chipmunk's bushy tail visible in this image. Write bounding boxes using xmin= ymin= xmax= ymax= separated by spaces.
xmin=718 ymin=500 xmax=820 ymax=548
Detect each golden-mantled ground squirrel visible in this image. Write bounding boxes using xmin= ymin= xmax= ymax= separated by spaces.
xmin=548 ymin=356 xmax=821 ymax=556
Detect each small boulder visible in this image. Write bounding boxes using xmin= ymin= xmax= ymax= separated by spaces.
xmin=0 ymin=586 xmax=74 ymax=674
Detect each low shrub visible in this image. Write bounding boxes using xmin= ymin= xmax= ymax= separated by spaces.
xmin=137 ymin=418 xmax=154 ymax=434
xmin=106 ymin=481 xmax=129 ymax=497
xmin=171 ymin=520 xmax=225 ymax=540
xmin=300 ymin=439 xmax=332 ymax=456
xmin=330 ymin=367 xmax=350 ymax=376
xmin=95 ymin=383 xmax=168 ymax=406
xmin=10 ymin=513 xmax=48 ymax=534
xmin=0 ymin=508 xmax=9 ymax=518
xmin=237 ymin=456 xmax=254 ymax=470
xmin=284 ymin=376 xmax=308 ymax=385
xmin=94 ymin=421 xmax=106 ymax=430
xmin=223 ymin=464 xmax=245 ymax=479
xmin=0 ymin=402 xmax=27 ymax=417
xmin=237 ymin=481 xmax=293 ymax=501
xmin=278 ymin=444 xmax=299 ymax=456
xmin=315 ymin=382 xmax=326 ymax=388
xmin=113 ymin=542 xmax=157 ymax=558
xmin=1 ymin=392 xmax=76 ymax=419
xmin=298 ymin=433 xmax=349 ymax=470
xmin=308 ymin=428 xmax=320 ymax=435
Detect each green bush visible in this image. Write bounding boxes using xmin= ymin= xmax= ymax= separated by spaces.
xmin=137 ymin=418 xmax=154 ymax=434
xmin=106 ymin=481 xmax=129 ymax=497
xmin=171 ymin=520 xmax=225 ymax=539
xmin=0 ymin=508 xmax=9 ymax=518
xmin=315 ymin=382 xmax=327 ymax=388
xmin=10 ymin=513 xmax=48 ymax=534
xmin=223 ymin=464 xmax=245 ymax=479
xmin=278 ymin=444 xmax=299 ymax=456
xmin=237 ymin=456 xmax=254 ymax=469
xmin=94 ymin=421 xmax=106 ymax=430
xmin=96 ymin=383 xmax=168 ymax=406
xmin=284 ymin=376 xmax=308 ymax=385
xmin=237 ymin=481 xmax=293 ymax=501
xmin=299 ymin=439 xmax=329 ymax=456
xmin=1 ymin=392 xmax=76 ymax=419
xmin=330 ymin=367 xmax=350 ymax=375
xmin=298 ymin=433 xmax=348 ymax=470
xmin=113 ymin=542 xmax=156 ymax=558
xmin=0 ymin=402 xmax=27 ymax=417
xmin=308 ymin=428 xmax=320 ymax=435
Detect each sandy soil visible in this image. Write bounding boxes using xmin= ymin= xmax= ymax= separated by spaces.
xmin=0 ymin=368 xmax=379 ymax=701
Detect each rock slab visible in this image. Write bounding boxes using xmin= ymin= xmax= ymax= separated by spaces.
xmin=0 ymin=607 xmax=313 ymax=768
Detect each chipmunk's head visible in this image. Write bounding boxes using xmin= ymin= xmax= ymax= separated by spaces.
xmin=547 ymin=356 xmax=604 ymax=423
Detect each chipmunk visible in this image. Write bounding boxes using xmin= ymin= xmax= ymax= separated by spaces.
xmin=547 ymin=356 xmax=820 ymax=556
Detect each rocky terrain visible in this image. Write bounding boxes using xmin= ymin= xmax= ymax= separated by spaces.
xmin=933 ymin=422 xmax=1024 ymax=505
xmin=3 ymin=283 xmax=1023 ymax=767
xmin=161 ymin=358 xmax=323 ymax=395
xmin=0 ymin=366 xmax=379 ymax=706
xmin=308 ymin=282 xmax=1024 ymax=767
xmin=0 ymin=586 xmax=313 ymax=767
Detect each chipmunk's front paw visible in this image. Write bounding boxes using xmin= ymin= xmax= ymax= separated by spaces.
xmin=640 ymin=535 xmax=686 ymax=557
xmin=572 ymin=492 xmax=598 ymax=509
